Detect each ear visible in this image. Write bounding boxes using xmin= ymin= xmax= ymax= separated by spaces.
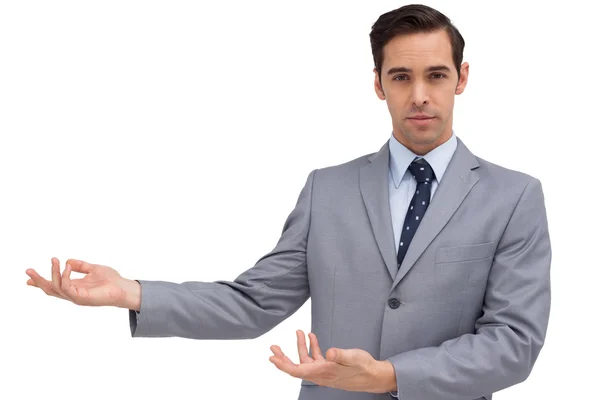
xmin=374 ymin=68 xmax=386 ymax=100
xmin=455 ymin=62 xmax=469 ymax=95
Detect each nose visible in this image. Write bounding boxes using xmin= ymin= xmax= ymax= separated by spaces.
xmin=411 ymin=82 xmax=429 ymax=107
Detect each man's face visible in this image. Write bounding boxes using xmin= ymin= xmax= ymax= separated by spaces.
xmin=374 ymin=29 xmax=469 ymax=155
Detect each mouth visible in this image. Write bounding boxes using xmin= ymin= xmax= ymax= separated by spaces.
xmin=407 ymin=116 xmax=435 ymax=125
xmin=408 ymin=114 xmax=434 ymax=119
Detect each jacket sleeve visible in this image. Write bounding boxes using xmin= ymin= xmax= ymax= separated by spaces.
xmin=128 ymin=169 xmax=318 ymax=340
xmin=386 ymin=178 xmax=551 ymax=400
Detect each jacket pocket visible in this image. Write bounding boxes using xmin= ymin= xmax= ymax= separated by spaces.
xmin=435 ymin=241 xmax=496 ymax=264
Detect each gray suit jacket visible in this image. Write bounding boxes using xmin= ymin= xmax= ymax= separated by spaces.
xmin=129 ymin=136 xmax=551 ymax=400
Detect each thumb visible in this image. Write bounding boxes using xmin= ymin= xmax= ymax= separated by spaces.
xmin=326 ymin=348 xmax=347 ymax=364
xmin=65 ymin=259 xmax=94 ymax=274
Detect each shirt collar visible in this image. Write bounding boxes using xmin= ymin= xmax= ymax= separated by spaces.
xmin=389 ymin=130 xmax=458 ymax=188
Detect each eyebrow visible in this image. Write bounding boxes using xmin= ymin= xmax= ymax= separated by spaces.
xmin=386 ymin=65 xmax=451 ymax=75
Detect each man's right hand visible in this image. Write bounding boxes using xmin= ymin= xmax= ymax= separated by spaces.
xmin=25 ymin=257 xmax=141 ymax=310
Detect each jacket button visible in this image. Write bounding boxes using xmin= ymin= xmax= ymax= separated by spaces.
xmin=388 ymin=298 xmax=402 ymax=309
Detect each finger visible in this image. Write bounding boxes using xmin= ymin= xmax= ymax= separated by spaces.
xmin=51 ymin=258 xmax=69 ymax=299
xmin=296 ymin=330 xmax=313 ymax=363
xmin=270 ymin=357 xmax=302 ymax=378
xmin=270 ymin=345 xmax=297 ymax=367
xmin=309 ymin=333 xmax=325 ymax=361
xmin=61 ymin=264 xmax=80 ymax=302
xmin=65 ymin=259 xmax=93 ymax=274
xmin=26 ymin=268 xmax=66 ymax=299
xmin=269 ymin=351 xmax=320 ymax=380
xmin=26 ymin=269 xmax=49 ymax=287
xmin=269 ymin=350 xmax=301 ymax=377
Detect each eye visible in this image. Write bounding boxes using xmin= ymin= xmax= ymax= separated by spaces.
xmin=393 ymin=75 xmax=409 ymax=81
xmin=431 ymin=73 xmax=446 ymax=79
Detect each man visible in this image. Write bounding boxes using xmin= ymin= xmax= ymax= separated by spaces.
xmin=25 ymin=4 xmax=551 ymax=400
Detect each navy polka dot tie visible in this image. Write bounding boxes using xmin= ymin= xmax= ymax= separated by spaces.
xmin=397 ymin=157 xmax=436 ymax=269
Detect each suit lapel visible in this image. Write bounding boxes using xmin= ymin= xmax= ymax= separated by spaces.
xmin=359 ymin=141 xmax=398 ymax=280
xmin=359 ymin=136 xmax=481 ymax=289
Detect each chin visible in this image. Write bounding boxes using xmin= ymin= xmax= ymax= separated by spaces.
xmin=403 ymin=129 xmax=439 ymax=143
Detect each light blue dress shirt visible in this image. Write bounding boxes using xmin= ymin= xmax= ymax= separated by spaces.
xmin=389 ymin=130 xmax=458 ymax=253
xmin=387 ymin=130 xmax=457 ymax=398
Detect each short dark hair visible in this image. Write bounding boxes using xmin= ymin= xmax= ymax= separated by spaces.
xmin=369 ymin=4 xmax=465 ymax=84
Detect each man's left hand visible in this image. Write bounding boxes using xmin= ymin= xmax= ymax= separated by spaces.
xmin=269 ymin=330 xmax=394 ymax=393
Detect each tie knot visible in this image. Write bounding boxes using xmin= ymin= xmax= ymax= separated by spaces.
xmin=408 ymin=157 xmax=435 ymax=183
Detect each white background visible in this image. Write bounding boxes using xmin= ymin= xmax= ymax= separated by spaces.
xmin=1 ymin=1 xmax=597 ymax=399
